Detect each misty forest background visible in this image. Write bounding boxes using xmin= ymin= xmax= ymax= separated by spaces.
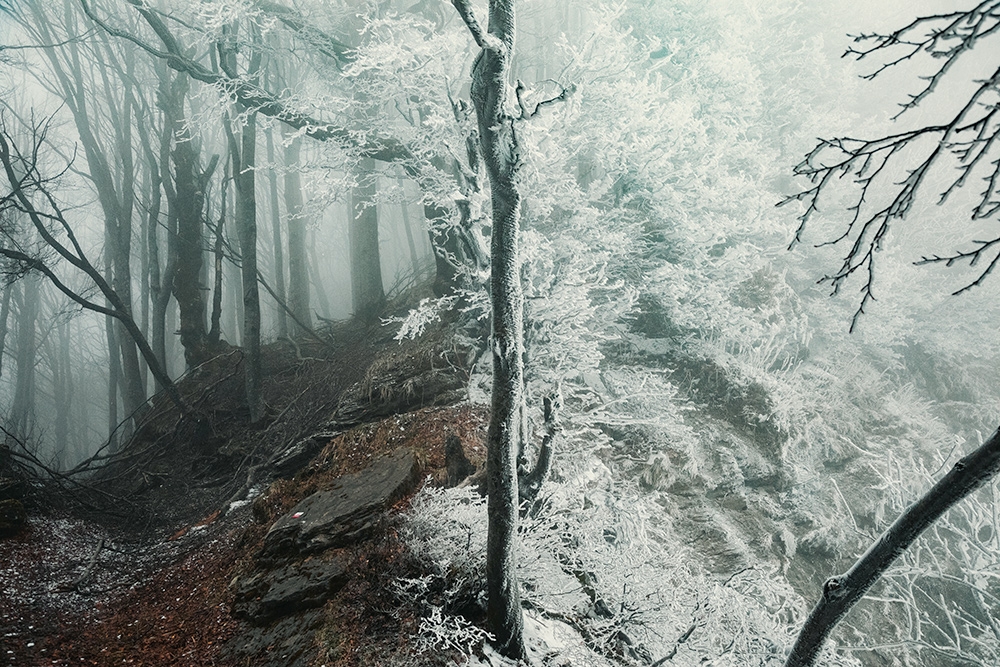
xmin=2 ymin=0 xmax=1000 ymax=665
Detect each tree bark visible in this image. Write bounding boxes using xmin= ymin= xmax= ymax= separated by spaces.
xmin=785 ymin=427 xmax=1000 ymax=667
xmin=0 ymin=283 xmax=12 ymax=378
xmin=453 ymin=0 xmax=525 ymax=658
xmin=221 ymin=25 xmax=264 ymax=424
xmin=170 ymin=91 xmax=219 ymax=369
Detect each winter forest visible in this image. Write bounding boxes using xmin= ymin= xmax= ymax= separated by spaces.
xmin=1 ymin=0 xmax=999 ymax=665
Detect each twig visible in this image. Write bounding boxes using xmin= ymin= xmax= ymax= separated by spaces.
xmin=61 ymin=538 xmax=105 ymax=593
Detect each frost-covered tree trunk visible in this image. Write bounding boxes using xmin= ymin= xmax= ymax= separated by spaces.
xmin=453 ymin=0 xmax=525 ymax=658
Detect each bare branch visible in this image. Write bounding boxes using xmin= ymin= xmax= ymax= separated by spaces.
xmin=779 ymin=15 xmax=1000 ymax=330
xmin=79 ymin=0 xmax=411 ymax=162
xmin=515 ymin=79 xmax=576 ymax=120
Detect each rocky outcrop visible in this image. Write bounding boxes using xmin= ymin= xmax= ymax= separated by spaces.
xmin=231 ymin=558 xmax=348 ymax=625
xmin=262 ymin=447 xmax=420 ymax=557
xmin=226 ymin=447 xmax=423 ymax=666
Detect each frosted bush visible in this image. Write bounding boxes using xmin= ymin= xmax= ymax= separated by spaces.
xmin=399 ymin=484 xmax=488 ymax=609
xmin=415 ymin=605 xmax=493 ymax=656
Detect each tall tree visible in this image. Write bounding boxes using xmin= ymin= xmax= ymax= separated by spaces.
xmin=9 ymin=276 xmax=38 ymax=440
xmin=264 ymin=123 xmax=288 ymax=337
xmin=281 ymin=129 xmax=311 ymax=331
xmin=220 ymin=22 xmax=264 ymax=423
xmin=15 ymin=0 xmax=149 ymax=421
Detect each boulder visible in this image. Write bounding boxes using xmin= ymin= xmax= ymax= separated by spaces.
xmin=263 ymin=447 xmax=419 ymax=556
xmin=0 ymin=498 xmax=26 ymax=537
xmin=232 ymin=558 xmax=348 ymax=625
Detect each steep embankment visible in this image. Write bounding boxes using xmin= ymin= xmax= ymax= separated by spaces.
xmin=0 ymin=315 xmax=486 ymax=666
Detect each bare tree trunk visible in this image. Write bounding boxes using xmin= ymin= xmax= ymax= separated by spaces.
xmin=138 ymin=164 xmax=150 ymax=392
xmin=56 ymin=319 xmax=72 ymax=459
xmin=110 ymin=70 xmax=146 ymax=421
xmin=349 ymin=158 xmax=385 ymax=320
xmin=234 ymin=113 xmax=261 ymax=422
xmin=264 ymin=125 xmax=288 ymax=337
xmin=11 ymin=276 xmax=39 ymax=441
xmin=208 ymin=161 xmax=228 ymax=345
xmin=170 ymin=90 xmax=219 ymax=368
xmin=282 ymin=130 xmax=311 ymax=331
xmin=453 ymin=0 xmax=525 ymax=658
xmin=0 ymin=283 xmax=11 ymax=378
xmin=785 ymin=427 xmax=1000 ymax=667
xmin=307 ymin=228 xmax=332 ymax=319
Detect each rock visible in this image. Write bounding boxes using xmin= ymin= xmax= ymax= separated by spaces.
xmin=233 ymin=559 xmax=348 ymax=625
xmin=0 ymin=498 xmax=26 ymax=537
xmin=263 ymin=447 xmax=420 ymax=556
xmin=268 ymin=436 xmax=325 ymax=479
xmin=445 ymin=435 xmax=475 ymax=487
xmin=223 ymin=608 xmax=325 ymax=667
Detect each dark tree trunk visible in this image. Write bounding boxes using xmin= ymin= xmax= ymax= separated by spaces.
xmin=0 ymin=283 xmax=11 ymax=378
xmin=349 ymin=158 xmax=385 ymax=320
xmin=11 ymin=277 xmax=39 ymax=440
xmin=282 ymin=131 xmax=311 ymax=331
xmin=234 ymin=113 xmax=261 ymax=422
xmin=264 ymin=125 xmax=288 ymax=337
xmin=170 ymin=101 xmax=219 ymax=369
xmin=208 ymin=161 xmax=228 ymax=345
xmin=785 ymin=427 xmax=1000 ymax=667
xmin=110 ymin=72 xmax=146 ymax=420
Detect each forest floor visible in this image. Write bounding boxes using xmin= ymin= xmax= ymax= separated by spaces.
xmin=0 ymin=310 xmax=486 ymax=666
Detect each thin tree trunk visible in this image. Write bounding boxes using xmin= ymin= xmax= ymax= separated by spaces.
xmin=208 ymin=161 xmax=228 ymax=344
xmin=11 ymin=277 xmax=39 ymax=441
xmin=234 ymin=111 xmax=261 ymax=422
xmin=307 ymin=228 xmax=332 ymax=319
xmin=265 ymin=125 xmax=288 ymax=337
xmin=148 ymin=86 xmax=173 ymax=380
xmin=111 ymin=71 xmax=146 ymax=421
xmin=282 ymin=130 xmax=311 ymax=332
xmin=0 ymin=283 xmax=12 ymax=378
xmin=349 ymin=158 xmax=384 ymax=320
xmin=785 ymin=427 xmax=1000 ymax=667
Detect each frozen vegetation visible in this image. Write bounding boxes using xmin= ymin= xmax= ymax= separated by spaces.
xmin=0 ymin=0 xmax=998 ymax=665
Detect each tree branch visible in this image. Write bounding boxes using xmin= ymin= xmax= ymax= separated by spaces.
xmin=785 ymin=427 xmax=1000 ymax=666
xmin=79 ymin=0 xmax=411 ymax=162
